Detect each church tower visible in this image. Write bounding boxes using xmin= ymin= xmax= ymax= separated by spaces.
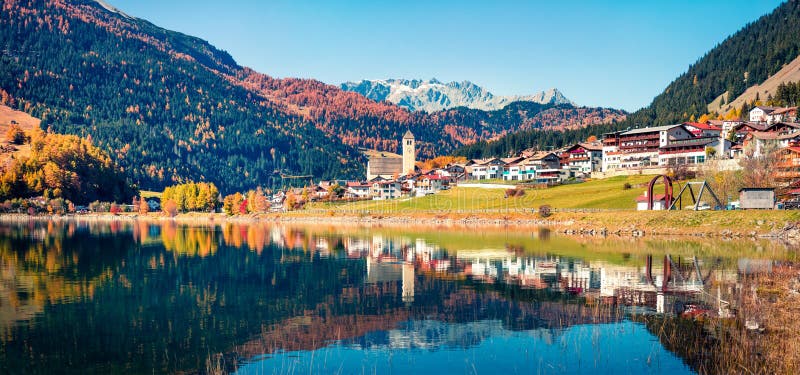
xmin=402 ymin=130 xmax=416 ymax=175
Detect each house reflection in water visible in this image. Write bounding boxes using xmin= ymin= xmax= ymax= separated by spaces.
xmin=335 ymin=233 xmax=737 ymax=316
xmin=130 ymin=222 xmax=739 ymax=317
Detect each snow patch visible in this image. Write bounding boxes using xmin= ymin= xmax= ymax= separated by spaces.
xmin=93 ymin=0 xmax=134 ymax=19
xmin=341 ymin=78 xmax=573 ymax=112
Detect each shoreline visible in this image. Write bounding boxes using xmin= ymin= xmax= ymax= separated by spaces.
xmin=2 ymin=209 xmax=800 ymax=240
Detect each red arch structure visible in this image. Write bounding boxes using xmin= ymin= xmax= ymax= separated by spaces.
xmin=647 ymin=174 xmax=674 ymax=210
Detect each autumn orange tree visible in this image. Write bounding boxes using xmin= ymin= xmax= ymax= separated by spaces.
xmin=0 ymin=129 xmax=135 ymax=204
xmin=418 ymin=156 xmax=467 ymax=170
xmin=222 ymin=192 xmax=244 ymax=216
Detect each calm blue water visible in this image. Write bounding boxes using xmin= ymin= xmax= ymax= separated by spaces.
xmin=0 ymin=220 xmax=775 ymax=374
xmin=237 ymin=321 xmax=690 ymax=375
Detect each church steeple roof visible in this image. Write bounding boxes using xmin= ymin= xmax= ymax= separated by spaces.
xmin=403 ymin=130 xmax=414 ymax=139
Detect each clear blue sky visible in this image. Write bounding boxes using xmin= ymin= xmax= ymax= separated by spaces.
xmin=106 ymin=0 xmax=783 ymax=111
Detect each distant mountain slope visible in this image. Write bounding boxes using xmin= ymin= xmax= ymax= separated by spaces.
xmin=708 ymin=53 xmax=800 ymax=114
xmin=641 ymin=0 xmax=800 ymax=124
xmin=341 ymin=78 xmax=572 ymax=112
xmin=0 ymin=0 xmax=626 ymax=191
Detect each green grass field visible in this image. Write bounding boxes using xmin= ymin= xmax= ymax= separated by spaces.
xmin=140 ymin=190 xmax=162 ymax=199
xmin=308 ymin=175 xmax=661 ymax=213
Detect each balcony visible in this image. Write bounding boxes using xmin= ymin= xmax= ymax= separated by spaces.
xmin=619 ymin=134 xmax=660 ymax=142
xmin=775 ymin=161 xmax=800 ymax=168
xmin=659 ymin=147 xmax=705 ymax=155
xmin=774 ymin=171 xmax=800 ymax=179
xmin=564 ymin=156 xmax=590 ymax=162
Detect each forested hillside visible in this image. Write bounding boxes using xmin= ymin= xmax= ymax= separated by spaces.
xmin=0 ymin=0 xmax=368 ymax=192
xmin=456 ymin=0 xmax=800 ymax=159
xmin=0 ymin=0 xmax=625 ymax=192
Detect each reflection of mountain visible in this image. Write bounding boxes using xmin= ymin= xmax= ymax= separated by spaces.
xmin=233 ymin=286 xmax=621 ymax=362
xmin=349 ymin=320 xmax=529 ymax=350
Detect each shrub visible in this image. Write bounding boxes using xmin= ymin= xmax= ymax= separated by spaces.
xmin=505 ymin=188 xmax=526 ymax=198
xmin=5 ymin=124 xmax=26 ymax=145
xmin=538 ymin=205 xmax=552 ymax=218
xmin=109 ymin=203 xmax=121 ymax=215
xmin=163 ymin=200 xmax=178 ymax=217
xmin=623 ymin=182 xmax=632 ymax=190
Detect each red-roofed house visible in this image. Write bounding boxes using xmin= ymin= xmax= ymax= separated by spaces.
xmin=683 ymin=122 xmax=723 ymax=138
xmin=559 ymin=142 xmax=603 ymax=173
xmin=345 ymin=182 xmax=371 ymax=199
xmin=416 ymin=174 xmax=446 ymax=195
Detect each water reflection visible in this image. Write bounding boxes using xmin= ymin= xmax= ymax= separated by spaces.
xmin=0 ymin=219 xmax=792 ymax=374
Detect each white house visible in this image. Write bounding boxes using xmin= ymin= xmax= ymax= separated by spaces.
xmin=416 ymin=175 xmax=445 ymax=195
xmin=636 ymin=192 xmax=668 ymax=211
xmin=371 ymin=181 xmax=402 ymax=200
xmin=559 ymin=143 xmax=603 ymax=174
xmin=345 ymin=182 xmax=371 ymax=199
xmin=467 ymin=158 xmax=505 ymax=180
xmin=658 ymin=137 xmax=731 ymax=166
xmin=750 ymin=106 xmax=776 ymax=123
xmin=746 ymin=131 xmax=800 ymax=157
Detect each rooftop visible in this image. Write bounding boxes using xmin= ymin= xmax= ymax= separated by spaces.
xmin=635 ymin=194 xmax=666 ymax=203
xmin=620 ymin=124 xmax=682 ymax=135
xmin=683 ymin=122 xmax=722 ymax=131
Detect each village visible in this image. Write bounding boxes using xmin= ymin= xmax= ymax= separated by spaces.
xmin=266 ymin=106 xmax=799 ymax=212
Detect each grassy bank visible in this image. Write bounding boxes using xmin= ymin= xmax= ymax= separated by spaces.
xmin=9 ymin=171 xmax=800 ymax=238
xmin=309 ymin=175 xmax=657 ymax=212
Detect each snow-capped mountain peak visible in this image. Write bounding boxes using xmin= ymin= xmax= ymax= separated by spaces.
xmin=341 ymin=78 xmax=573 ymax=112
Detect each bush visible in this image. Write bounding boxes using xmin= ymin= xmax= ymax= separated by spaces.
xmin=538 ymin=205 xmax=552 ymax=218
xmin=109 ymin=203 xmax=121 ymax=215
xmin=622 ymin=182 xmax=632 ymax=190
xmin=6 ymin=124 xmax=26 ymax=145
xmin=505 ymin=188 xmax=526 ymax=198
xmin=163 ymin=200 xmax=178 ymax=217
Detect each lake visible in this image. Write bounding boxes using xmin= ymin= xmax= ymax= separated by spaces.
xmin=0 ymin=219 xmax=793 ymax=374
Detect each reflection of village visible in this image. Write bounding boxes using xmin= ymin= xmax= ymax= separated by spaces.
xmin=131 ymin=219 xmax=754 ymax=318
xmin=325 ymin=232 xmax=742 ymax=318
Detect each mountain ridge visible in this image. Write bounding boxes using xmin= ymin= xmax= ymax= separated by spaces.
xmin=0 ymin=0 xmax=626 ymax=192
xmin=341 ymin=78 xmax=572 ymax=112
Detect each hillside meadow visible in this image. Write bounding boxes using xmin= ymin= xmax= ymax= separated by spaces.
xmin=309 ymin=175 xmax=669 ymax=213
